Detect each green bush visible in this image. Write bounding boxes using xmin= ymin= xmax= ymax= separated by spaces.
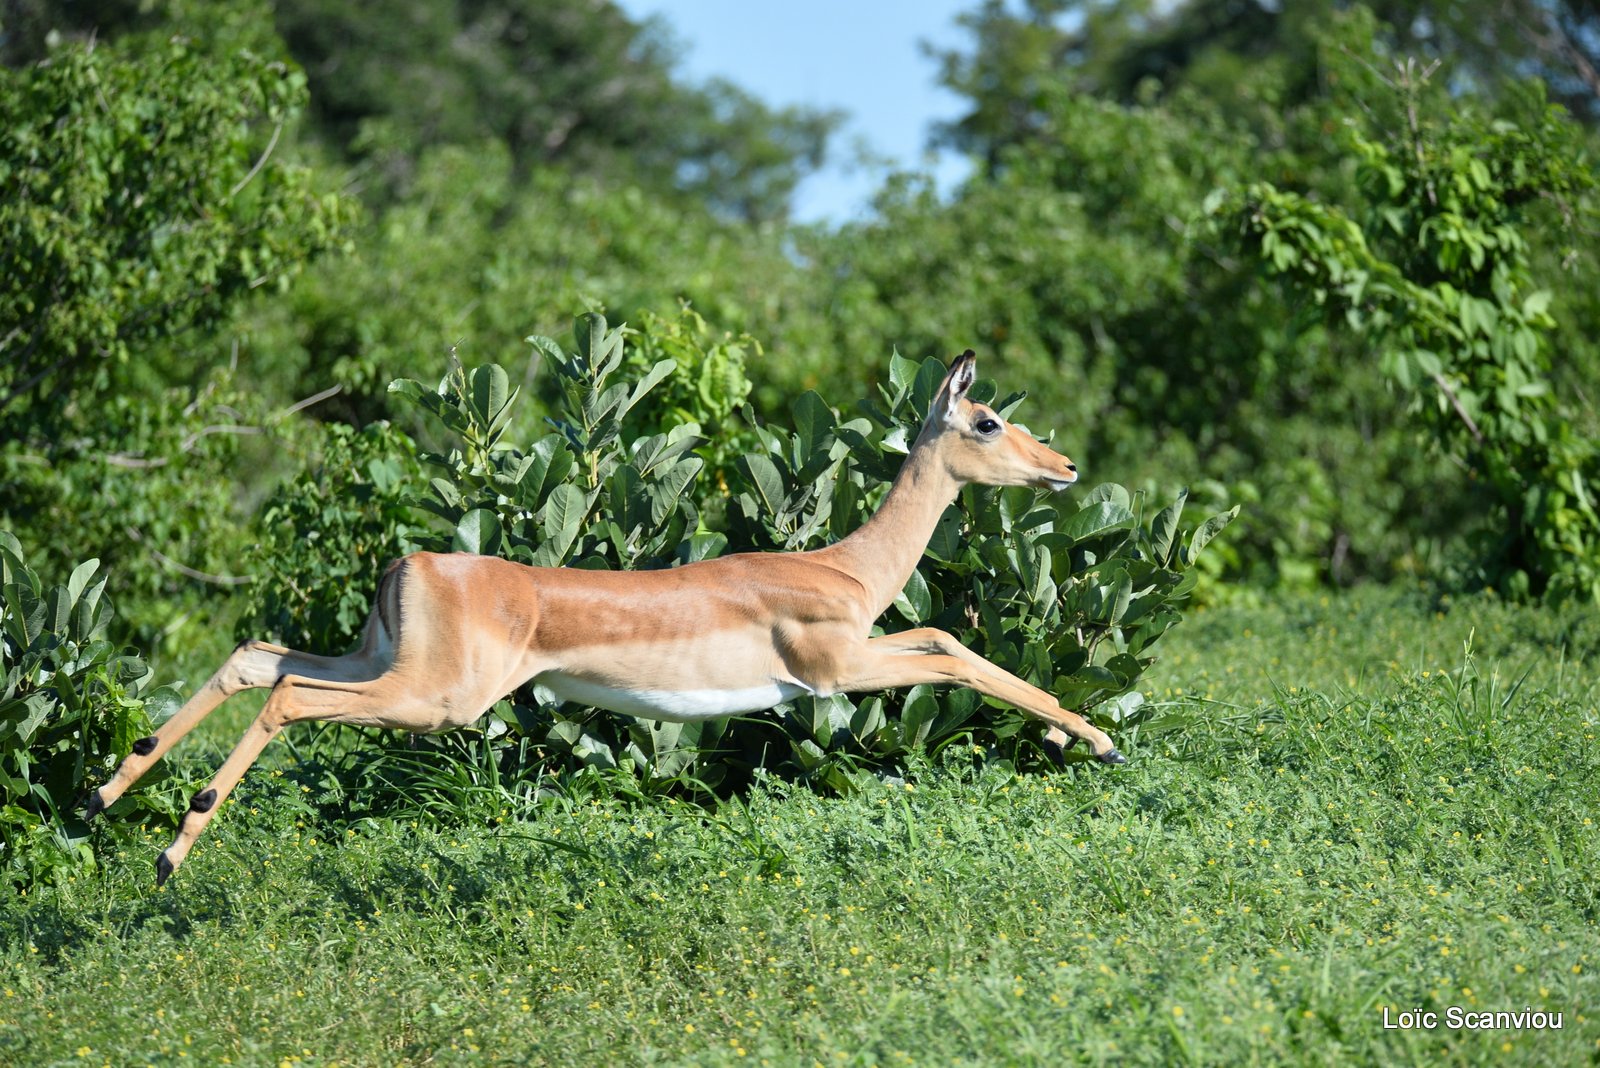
xmin=379 ymin=314 xmax=1234 ymax=795
xmin=1217 ymin=49 xmax=1600 ymax=602
xmin=238 ymin=421 xmax=425 ymax=655
xmin=0 ymin=533 xmax=181 ymax=887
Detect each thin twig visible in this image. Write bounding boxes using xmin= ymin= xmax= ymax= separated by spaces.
xmin=279 ymin=384 xmax=342 ymax=418
xmin=125 ymin=526 xmax=252 ymax=586
xmin=105 ymin=424 xmax=262 ymax=468
xmin=1430 ymin=370 xmax=1484 ymax=444
xmin=1514 ymin=2 xmax=1600 ymax=104
xmin=227 ymin=115 xmax=285 ymax=200
xmin=102 ymin=384 xmax=340 ymax=467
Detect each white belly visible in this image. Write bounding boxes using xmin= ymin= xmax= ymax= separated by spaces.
xmin=535 ymin=672 xmax=812 ymax=722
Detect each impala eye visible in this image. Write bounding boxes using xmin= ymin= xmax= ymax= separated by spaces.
xmin=975 ymin=417 xmax=1001 ymax=436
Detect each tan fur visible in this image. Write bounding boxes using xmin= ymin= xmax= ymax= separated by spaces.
xmin=88 ymin=351 xmax=1122 ymax=884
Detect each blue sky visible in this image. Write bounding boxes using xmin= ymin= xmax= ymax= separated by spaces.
xmin=613 ymin=0 xmax=978 ymax=224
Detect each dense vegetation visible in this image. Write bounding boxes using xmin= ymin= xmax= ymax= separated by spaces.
xmin=3 ymin=592 xmax=1596 ymax=1064
xmin=1 ymin=1 xmax=1597 ymax=1061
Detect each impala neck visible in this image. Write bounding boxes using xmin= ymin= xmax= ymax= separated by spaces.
xmin=823 ymin=437 xmax=959 ymax=619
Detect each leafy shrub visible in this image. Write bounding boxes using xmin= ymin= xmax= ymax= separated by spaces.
xmin=384 ymin=314 xmax=1235 ymax=794
xmin=2 ymin=367 xmax=281 ymax=651
xmin=0 ymin=32 xmax=349 ymax=432
xmin=0 ymin=533 xmax=181 ymax=887
xmin=238 ymin=421 xmax=425 ymax=654
xmin=1216 ymin=52 xmax=1600 ymax=602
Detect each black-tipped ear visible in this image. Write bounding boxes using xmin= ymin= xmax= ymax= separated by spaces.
xmin=935 ymin=349 xmax=977 ymax=420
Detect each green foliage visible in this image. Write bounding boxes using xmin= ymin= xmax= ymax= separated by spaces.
xmin=0 ymin=533 xmax=180 ymax=887
xmin=4 ymin=592 xmax=1598 ymax=1065
xmin=0 ymin=23 xmax=353 ymax=646
xmin=622 ymin=306 xmax=759 ymax=482
xmin=807 ymin=84 xmax=1439 ymax=593
xmin=0 ymin=369 xmax=277 ymax=648
xmin=240 ymin=141 xmax=833 ymax=424
xmin=1217 ymin=45 xmax=1600 ymax=601
xmin=238 ymin=422 xmax=425 ymax=655
xmin=801 ymin=5 xmax=1600 ymax=600
xmin=391 ymin=315 xmax=707 ymax=571
xmin=0 ymin=32 xmax=349 ymax=428
xmin=272 ymin=0 xmax=838 ymax=221
xmin=385 ymin=316 xmax=1232 ymax=795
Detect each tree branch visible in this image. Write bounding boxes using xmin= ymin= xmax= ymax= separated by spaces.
xmin=1430 ymin=371 xmax=1484 ymax=444
xmin=227 ymin=115 xmax=286 ymax=200
xmin=125 ymin=526 xmax=252 ymax=586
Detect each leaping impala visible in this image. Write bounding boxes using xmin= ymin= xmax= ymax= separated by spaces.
xmin=86 ymin=350 xmax=1126 ymax=885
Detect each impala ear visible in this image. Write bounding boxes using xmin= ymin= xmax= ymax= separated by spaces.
xmin=935 ymin=349 xmax=977 ymax=421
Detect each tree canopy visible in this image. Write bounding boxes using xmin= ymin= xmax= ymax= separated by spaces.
xmin=1 ymin=0 xmax=1597 ymax=643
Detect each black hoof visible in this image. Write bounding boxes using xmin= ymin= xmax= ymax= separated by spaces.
xmin=83 ymin=791 xmax=106 ymax=821
xmin=155 ymin=853 xmax=174 ymax=888
xmin=132 ymin=735 xmax=158 ymax=756
xmin=189 ymin=789 xmax=217 ymax=814
xmin=1096 ymin=748 xmax=1128 ymax=765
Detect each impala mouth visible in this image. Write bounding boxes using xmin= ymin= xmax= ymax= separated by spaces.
xmin=1040 ymin=477 xmax=1077 ymax=492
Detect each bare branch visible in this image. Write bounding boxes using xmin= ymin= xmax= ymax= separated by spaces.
xmin=1430 ymin=371 xmax=1484 ymax=444
xmin=124 ymin=526 xmax=252 ymax=586
xmin=279 ymin=384 xmax=343 ymax=418
xmin=105 ymin=424 xmax=263 ymax=468
xmin=227 ymin=115 xmax=286 ymax=200
xmin=1513 ymin=2 xmax=1600 ymax=105
xmin=102 ymin=385 xmax=340 ymax=468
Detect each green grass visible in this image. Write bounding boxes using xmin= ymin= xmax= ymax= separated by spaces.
xmin=3 ymin=587 xmax=1597 ymax=1066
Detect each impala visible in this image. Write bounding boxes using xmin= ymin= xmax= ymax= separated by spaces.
xmin=86 ymin=351 xmax=1126 ymax=885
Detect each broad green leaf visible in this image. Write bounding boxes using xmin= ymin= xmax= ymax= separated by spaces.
xmin=682 ymin=531 xmax=728 ymax=563
xmin=1148 ymin=488 xmax=1188 ymax=566
xmin=66 ymin=558 xmax=99 ymax=610
xmin=14 ymin=695 xmax=52 ymax=746
xmin=888 ymin=351 xmax=919 ymax=397
xmin=525 ymin=334 xmax=566 ymax=367
xmin=452 ymin=509 xmax=503 ymax=556
xmin=1063 ymin=500 xmax=1135 ymax=544
xmin=0 ymin=541 xmax=37 ymax=595
xmin=792 ymin=390 xmax=834 ymax=462
xmin=737 ymin=453 xmax=785 ymax=517
xmin=1104 ymin=568 xmax=1133 ymax=624
xmin=623 ymin=358 xmax=677 ymax=418
xmin=540 ymin=483 xmax=587 ymax=562
xmin=468 ymin=364 xmax=511 ymax=431
xmin=911 ymin=357 xmax=947 ymax=415
xmin=1101 ymin=690 xmax=1146 ymax=724
xmin=1079 ymin=483 xmax=1132 ymax=513
xmin=45 ymin=586 xmax=71 ymax=641
xmin=893 ymin=568 xmax=932 ymax=623
xmin=575 ymin=312 xmax=623 ymax=378
xmin=1187 ymin=505 xmax=1241 ymax=562
xmin=142 ymin=685 xmax=184 ymax=727
xmin=925 ymin=510 xmax=964 ymax=563
xmin=650 ymin=458 xmax=703 ymax=525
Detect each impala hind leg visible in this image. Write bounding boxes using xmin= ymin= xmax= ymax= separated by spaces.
xmin=86 ymin=637 xmax=385 ymax=821
xmin=154 ymin=673 xmax=431 ymax=886
xmin=843 ymin=634 xmax=1126 ymax=764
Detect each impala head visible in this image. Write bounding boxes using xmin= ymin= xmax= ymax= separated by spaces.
xmin=922 ymin=350 xmax=1078 ymax=491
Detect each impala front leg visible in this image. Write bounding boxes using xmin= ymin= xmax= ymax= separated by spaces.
xmin=838 ymin=634 xmax=1126 ymax=764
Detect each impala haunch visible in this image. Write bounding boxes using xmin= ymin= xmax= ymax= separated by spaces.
xmin=86 ymin=351 xmax=1125 ymax=885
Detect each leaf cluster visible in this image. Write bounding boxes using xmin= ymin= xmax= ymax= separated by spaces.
xmin=238 ymin=421 xmax=426 ymax=655
xmin=0 ymin=34 xmax=350 ymax=431
xmin=0 ymin=534 xmax=181 ymax=887
xmin=1216 ymin=40 xmax=1600 ymax=600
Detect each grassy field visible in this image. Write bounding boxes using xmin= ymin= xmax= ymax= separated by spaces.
xmin=2 ymin=587 xmax=1597 ymax=1066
